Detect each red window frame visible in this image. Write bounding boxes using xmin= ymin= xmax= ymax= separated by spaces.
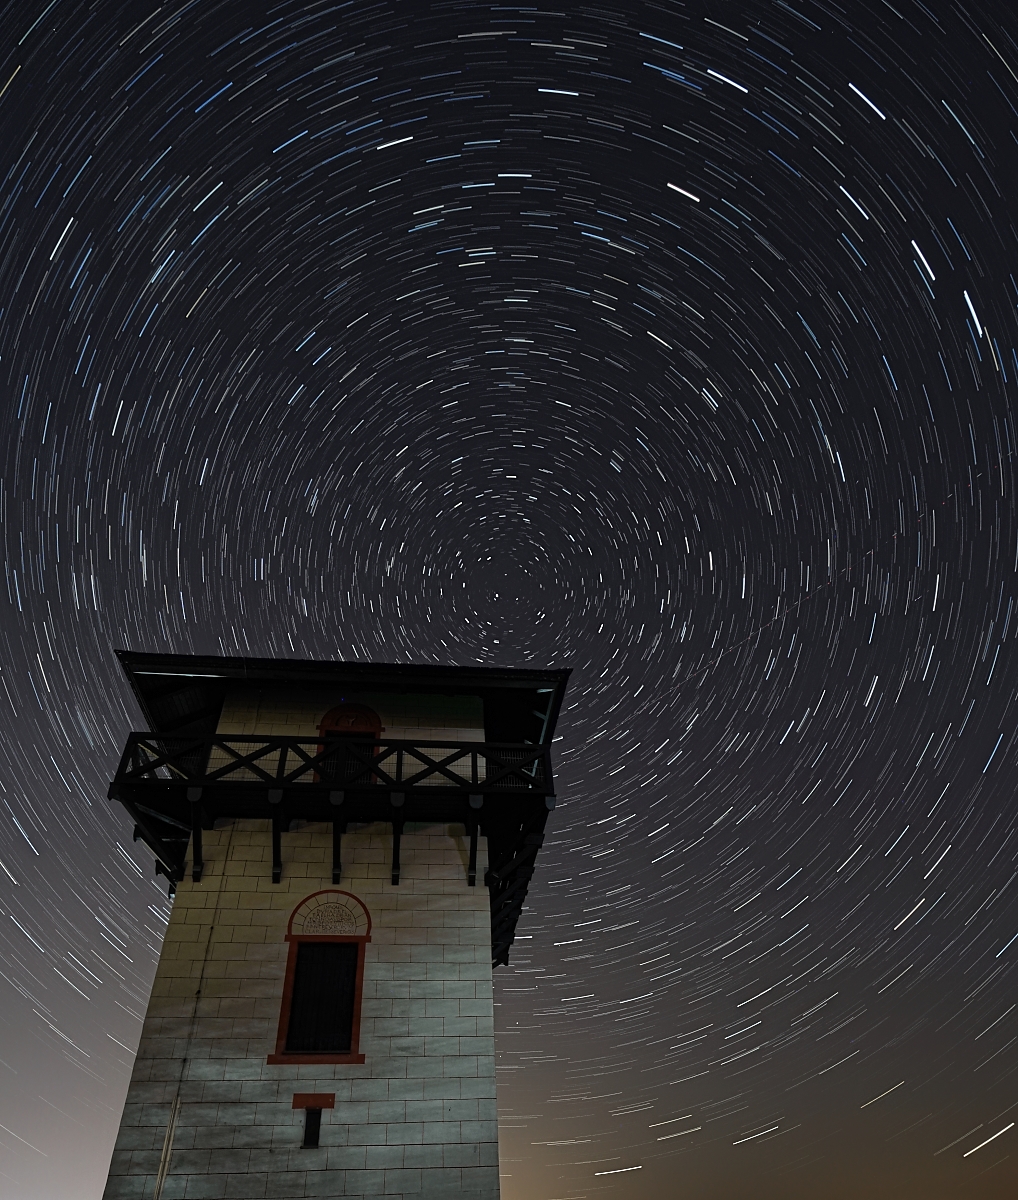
xmin=314 ymin=703 xmax=384 ymax=786
xmin=268 ymin=890 xmax=371 ymax=1066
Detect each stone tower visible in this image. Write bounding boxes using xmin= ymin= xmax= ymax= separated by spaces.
xmin=102 ymin=652 xmax=568 ymax=1200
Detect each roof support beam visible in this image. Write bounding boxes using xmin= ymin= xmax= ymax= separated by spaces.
xmin=468 ymin=821 xmax=478 ymax=887
xmin=332 ymin=821 xmax=343 ymax=885
xmin=272 ymin=814 xmax=282 ymax=883
xmin=391 ymin=818 xmax=403 ymax=886
xmin=190 ymin=805 xmax=204 ymax=883
xmin=187 ymin=787 xmax=204 ymax=883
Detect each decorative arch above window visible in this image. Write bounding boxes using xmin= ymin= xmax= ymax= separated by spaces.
xmin=288 ymin=890 xmax=371 ymax=938
xmin=318 ymin=703 xmax=383 ymax=739
xmin=268 ymin=890 xmax=371 ymax=1066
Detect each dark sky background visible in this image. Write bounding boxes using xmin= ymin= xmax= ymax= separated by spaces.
xmin=1 ymin=0 xmax=1018 ymax=1196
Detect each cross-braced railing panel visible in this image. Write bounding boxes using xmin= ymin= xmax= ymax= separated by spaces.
xmin=114 ymin=733 xmax=553 ymax=793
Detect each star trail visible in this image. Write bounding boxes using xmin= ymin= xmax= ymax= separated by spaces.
xmin=1 ymin=0 xmax=1018 ymax=1195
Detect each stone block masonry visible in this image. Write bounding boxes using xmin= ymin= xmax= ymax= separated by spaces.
xmin=103 ymin=820 xmax=500 ymax=1200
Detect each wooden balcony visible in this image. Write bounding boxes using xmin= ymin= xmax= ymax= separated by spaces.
xmin=109 ymin=732 xmax=556 ymax=966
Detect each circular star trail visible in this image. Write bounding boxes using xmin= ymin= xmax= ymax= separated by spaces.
xmin=1 ymin=1 xmax=1018 ymax=1196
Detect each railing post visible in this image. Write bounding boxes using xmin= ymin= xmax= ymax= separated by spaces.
xmin=202 ymin=734 xmax=214 ymax=782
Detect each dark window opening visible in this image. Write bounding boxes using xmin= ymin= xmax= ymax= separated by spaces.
xmin=302 ymin=1107 xmax=322 ymax=1149
xmin=285 ymin=942 xmax=358 ymax=1053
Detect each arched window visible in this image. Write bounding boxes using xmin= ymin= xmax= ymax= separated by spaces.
xmin=268 ymin=890 xmax=371 ymax=1065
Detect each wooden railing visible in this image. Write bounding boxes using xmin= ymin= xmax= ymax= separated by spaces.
xmin=112 ymin=733 xmax=553 ymax=795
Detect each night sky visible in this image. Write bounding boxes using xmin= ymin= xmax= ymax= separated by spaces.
xmin=2 ymin=0 xmax=1018 ymax=1196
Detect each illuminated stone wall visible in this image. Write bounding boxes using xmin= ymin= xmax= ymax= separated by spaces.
xmin=103 ymin=819 xmax=499 ymax=1200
